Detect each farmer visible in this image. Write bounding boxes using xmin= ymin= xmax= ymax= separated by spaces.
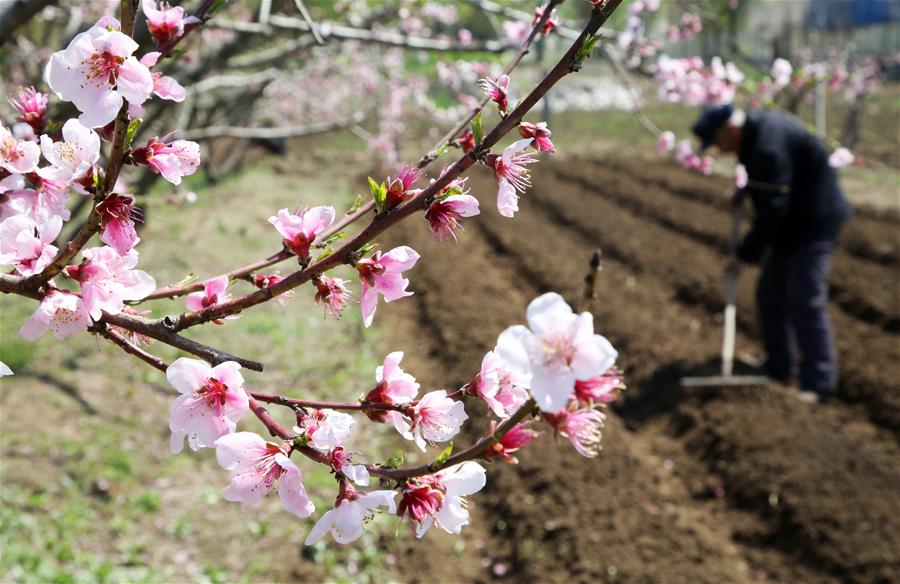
xmin=691 ymin=104 xmax=853 ymax=403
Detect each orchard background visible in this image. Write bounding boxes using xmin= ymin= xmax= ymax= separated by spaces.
xmin=1 ymin=0 xmax=898 ymax=583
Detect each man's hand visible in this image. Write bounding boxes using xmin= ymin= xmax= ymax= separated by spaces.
xmin=724 ymin=254 xmax=742 ymax=278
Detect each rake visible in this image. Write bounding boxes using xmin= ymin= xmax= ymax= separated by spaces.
xmin=681 ymin=193 xmax=769 ymax=388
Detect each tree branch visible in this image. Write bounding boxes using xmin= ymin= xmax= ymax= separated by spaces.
xmin=171 ymin=0 xmax=623 ymax=331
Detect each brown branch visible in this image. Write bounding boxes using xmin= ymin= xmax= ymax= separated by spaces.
xmin=141 ymin=250 xmax=292 ymax=301
xmin=96 ymin=326 xmax=169 ymax=373
xmin=133 ymin=0 xmax=564 ymax=304
xmin=101 ymin=311 xmax=264 ymax=371
xmin=368 ymin=399 xmax=537 ymax=481
xmin=251 ymin=390 xmax=407 ymax=412
xmin=416 ymin=0 xmax=564 ymax=170
xmin=171 ymin=0 xmax=622 ymax=331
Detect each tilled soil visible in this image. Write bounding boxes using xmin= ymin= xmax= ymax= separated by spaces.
xmin=385 ymin=153 xmax=900 ymax=583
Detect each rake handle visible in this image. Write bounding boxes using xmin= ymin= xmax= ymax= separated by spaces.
xmin=721 ymin=192 xmax=743 ymax=377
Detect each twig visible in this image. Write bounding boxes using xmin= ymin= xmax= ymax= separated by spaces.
xmin=101 ymin=311 xmax=264 ymax=371
xmin=367 ymin=399 xmax=537 ymax=480
xmin=96 ymin=326 xmax=169 ymax=373
xmin=579 ymin=249 xmax=602 ymax=312
xmin=171 ymin=0 xmax=623 ymax=330
xmin=251 ymin=390 xmax=407 ymax=413
xmin=182 ymin=114 xmax=364 ymax=140
xmin=133 ymin=0 xmax=568 ymax=305
xmin=416 ymin=0 xmax=564 ymax=170
xmin=292 ymin=0 xmax=323 ymax=45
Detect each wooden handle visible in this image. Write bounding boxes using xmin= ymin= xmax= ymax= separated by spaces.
xmin=721 ymin=200 xmax=742 ymax=377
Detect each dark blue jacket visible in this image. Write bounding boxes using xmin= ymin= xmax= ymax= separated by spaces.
xmin=736 ymin=110 xmax=853 ymax=263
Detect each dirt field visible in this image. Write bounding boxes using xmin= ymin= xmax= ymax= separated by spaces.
xmin=383 ymin=152 xmax=900 ymax=583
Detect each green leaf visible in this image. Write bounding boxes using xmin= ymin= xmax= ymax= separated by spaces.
xmin=208 ymin=0 xmax=229 ymax=16
xmin=347 ymin=194 xmax=365 ymax=214
xmin=321 ymin=232 xmax=347 ymax=246
xmin=314 ymin=248 xmax=334 ymax=262
xmin=368 ymin=177 xmax=387 ymax=212
xmin=383 ymin=453 xmax=405 ymax=469
xmin=471 ymin=111 xmax=484 ymax=146
xmin=358 ymin=242 xmax=378 ymax=257
xmin=432 ymin=442 xmax=453 ymax=467
xmin=434 ymin=142 xmax=450 ymax=159
xmin=124 ymin=118 xmax=142 ymax=148
xmin=575 ymin=33 xmax=602 ymax=64
xmin=176 ymin=273 xmax=197 ymax=286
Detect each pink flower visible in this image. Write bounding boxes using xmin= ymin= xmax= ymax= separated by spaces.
xmin=482 ymin=422 xmax=539 ymax=463
xmin=268 ymin=206 xmax=335 ymax=260
xmin=295 ymin=409 xmax=355 ymax=451
xmin=467 ymin=351 xmax=530 ymax=418
xmin=398 ymin=461 xmax=486 ymax=538
xmin=314 ymin=276 xmax=350 ymax=316
xmin=735 ymin=164 xmax=748 ymax=188
xmin=28 ymin=172 xmax=73 ymax=219
xmin=166 ymin=357 xmax=248 ymax=453
xmin=138 ymin=52 xmax=187 ymax=101
xmin=328 ymin=446 xmax=370 ymax=486
xmin=366 ymin=351 xmax=419 ymax=403
xmin=532 ymin=5 xmax=559 ymax=35
xmin=214 ymin=431 xmax=314 ymax=517
xmin=8 ymin=87 xmax=48 ymax=134
xmin=252 ymin=272 xmax=294 ymax=306
xmin=502 ymin=21 xmax=530 ymax=46
xmin=487 ymin=138 xmax=537 ymax=218
xmin=186 ymin=275 xmax=231 ymax=314
xmin=356 ymin=246 xmax=420 ymax=327
xmin=142 ymin=0 xmax=197 ymax=47
xmin=657 ymin=131 xmax=676 ymax=153
xmin=495 ymin=292 xmax=618 ymax=413
xmin=45 ymin=22 xmax=154 ymax=127
xmin=385 ymin=166 xmax=419 ymax=209
xmin=479 ymin=74 xmax=510 ymax=113
xmin=0 ymin=214 xmax=62 ymax=276
xmin=20 ymin=289 xmax=92 ymax=340
xmin=131 ymin=135 xmax=200 ymax=185
xmin=771 ymin=58 xmax=793 ymax=87
xmin=40 ymin=119 xmax=101 ymax=182
xmin=68 ymin=246 xmax=156 ymax=320
xmin=517 ymin=121 xmax=556 ymax=153
xmin=699 ymin=155 xmax=714 ymax=175
xmin=97 ymin=194 xmax=141 ymax=255
xmin=573 ymin=369 xmax=623 ymax=404
xmin=0 ymin=124 xmax=40 ymax=174
xmin=305 ymin=486 xmax=396 ymax=544
xmin=425 ymin=194 xmax=480 ymax=242
xmin=365 ymin=351 xmax=420 ymax=431
xmin=458 ymin=29 xmax=473 ymax=46
xmin=543 ymin=407 xmax=606 ymax=457
xmin=674 ymin=139 xmax=694 ymax=163
xmin=395 ymin=390 xmax=467 ymax=452
xmin=829 ymin=147 xmax=855 ymax=169
xmin=457 ymin=128 xmax=475 ymax=153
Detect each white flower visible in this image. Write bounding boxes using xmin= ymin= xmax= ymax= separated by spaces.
xmin=495 ymin=293 xmax=618 ymax=413
xmin=395 ymin=390 xmax=467 ymax=452
xmin=45 ymin=22 xmax=153 ymax=127
xmin=39 ymin=119 xmax=100 ymax=181
xmin=295 ymin=409 xmax=356 ymax=452
xmin=304 ymin=490 xmax=397 ymax=545
xmin=401 ymin=461 xmax=487 ymax=539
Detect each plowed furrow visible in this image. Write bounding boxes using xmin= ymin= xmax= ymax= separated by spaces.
xmin=554 ymin=166 xmax=900 ymax=334
xmin=517 ymin=165 xmax=900 ymax=435
xmin=578 ymin=155 xmax=899 ymax=266
xmin=466 ymin=170 xmax=900 ymax=582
